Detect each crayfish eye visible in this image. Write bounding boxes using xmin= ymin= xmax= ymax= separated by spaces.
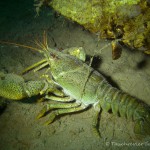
xmin=51 ymin=53 xmax=59 ymax=59
xmin=51 ymin=54 xmax=56 ymax=58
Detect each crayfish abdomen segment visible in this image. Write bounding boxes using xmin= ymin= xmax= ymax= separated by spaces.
xmin=98 ymin=83 xmax=150 ymax=136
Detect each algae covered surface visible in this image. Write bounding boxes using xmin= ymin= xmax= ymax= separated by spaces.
xmin=36 ymin=0 xmax=150 ymax=54
xmin=0 ymin=0 xmax=150 ymax=150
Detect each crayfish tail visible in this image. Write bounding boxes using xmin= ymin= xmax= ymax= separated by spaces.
xmin=134 ymin=120 xmax=150 ymax=137
xmin=133 ymin=104 xmax=150 ymax=137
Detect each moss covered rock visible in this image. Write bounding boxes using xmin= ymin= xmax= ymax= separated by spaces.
xmin=35 ymin=0 xmax=150 ymax=53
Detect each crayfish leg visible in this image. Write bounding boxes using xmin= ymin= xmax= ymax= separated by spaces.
xmin=37 ymin=102 xmax=81 ymax=119
xmin=44 ymin=104 xmax=88 ymax=125
xmin=92 ymin=102 xmax=102 ymax=138
xmin=36 ymin=105 xmax=48 ymax=119
xmin=45 ymin=95 xmax=73 ymax=102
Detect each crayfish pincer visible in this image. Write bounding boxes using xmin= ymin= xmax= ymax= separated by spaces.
xmin=0 ymin=72 xmax=47 ymax=100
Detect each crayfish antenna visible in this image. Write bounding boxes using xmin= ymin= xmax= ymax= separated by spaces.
xmin=0 ymin=41 xmax=43 ymax=53
xmin=43 ymin=30 xmax=48 ymax=50
xmin=0 ymin=31 xmax=49 ymax=53
xmin=33 ymin=31 xmax=49 ymax=52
